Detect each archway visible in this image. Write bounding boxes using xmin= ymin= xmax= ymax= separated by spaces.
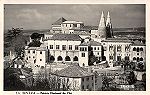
xmin=50 ymin=56 xmax=55 ymax=62
xmin=57 ymin=56 xmax=63 ymax=61
xmin=73 ymin=56 xmax=78 ymax=61
xmin=133 ymin=57 xmax=136 ymax=60
xmin=133 ymin=47 xmax=136 ymax=51
xmin=65 ymin=56 xmax=71 ymax=61
xmin=140 ymin=57 xmax=143 ymax=61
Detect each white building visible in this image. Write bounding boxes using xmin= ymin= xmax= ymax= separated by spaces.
xmin=45 ymin=34 xmax=82 ymax=64
xmin=50 ymin=65 xmax=102 ymax=91
xmin=24 ymin=11 xmax=146 ymax=72
xmin=24 ymin=42 xmax=48 ymax=70
xmin=130 ymin=41 xmax=146 ymax=63
xmin=101 ymin=39 xmax=132 ymax=67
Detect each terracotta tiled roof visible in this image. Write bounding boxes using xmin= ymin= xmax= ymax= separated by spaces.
xmin=80 ymin=41 xmax=101 ymax=46
xmin=49 ymin=34 xmax=82 ymax=41
xmin=52 ymin=17 xmax=67 ymax=25
xmin=52 ymin=65 xmax=93 ymax=78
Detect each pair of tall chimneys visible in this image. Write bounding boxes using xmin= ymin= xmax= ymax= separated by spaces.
xmin=98 ymin=11 xmax=112 ymax=39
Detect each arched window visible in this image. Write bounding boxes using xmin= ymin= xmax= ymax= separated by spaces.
xmin=65 ymin=56 xmax=71 ymax=61
xmin=133 ymin=47 xmax=136 ymax=51
xmin=140 ymin=47 xmax=143 ymax=51
xmin=133 ymin=57 xmax=136 ymax=60
xmin=50 ymin=56 xmax=55 ymax=62
xmin=57 ymin=56 xmax=63 ymax=61
xmin=137 ymin=57 xmax=139 ymax=62
xmin=73 ymin=56 xmax=78 ymax=61
xmin=140 ymin=57 xmax=143 ymax=61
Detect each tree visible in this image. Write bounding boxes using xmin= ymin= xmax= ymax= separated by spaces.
xmin=101 ymin=76 xmax=113 ymax=91
xmin=126 ymin=71 xmax=137 ymax=85
xmin=4 ymin=68 xmax=26 ymax=91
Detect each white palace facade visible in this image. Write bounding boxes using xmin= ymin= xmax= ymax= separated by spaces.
xmin=24 ymin=11 xmax=146 ymax=70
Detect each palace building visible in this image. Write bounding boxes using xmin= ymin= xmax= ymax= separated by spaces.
xmin=24 ymin=11 xmax=145 ymax=72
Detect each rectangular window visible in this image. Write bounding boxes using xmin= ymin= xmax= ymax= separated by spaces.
xmin=28 ymin=50 xmax=30 ymax=53
xmin=82 ymin=53 xmax=85 ymax=57
xmin=75 ymin=45 xmax=78 ymax=50
xmin=117 ymin=46 xmax=122 ymax=52
xmin=85 ymin=47 xmax=87 ymax=51
xmin=40 ymin=51 xmax=42 ymax=54
xmin=80 ymin=47 xmax=83 ymax=51
xmin=109 ymin=56 xmax=113 ymax=60
xmin=117 ymin=56 xmax=121 ymax=61
xmin=86 ymin=77 xmax=89 ymax=81
xmin=97 ymin=47 xmax=99 ymax=50
xmin=94 ymin=47 xmax=96 ymax=50
xmin=82 ymin=78 xmax=84 ymax=82
xmin=80 ymin=47 xmax=87 ymax=51
xmin=109 ymin=46 xmax=113 ymax=51
xmin=50 ymin=45 xmax=53 ymax=49
xmin=69 ymin=45 xmax=72 ymax=50
xmin=56 ymin=45 xmax=59 ymax=49
xmin=40 ymin=59 xmax=42 ymax=61
xmin=62 ymin=45 xmax=66 ymax=50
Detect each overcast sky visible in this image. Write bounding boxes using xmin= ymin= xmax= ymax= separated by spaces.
xmin=4 ymin=4 xmax=145 ymax=30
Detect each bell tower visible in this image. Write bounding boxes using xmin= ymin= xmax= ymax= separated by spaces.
xmin=97 ymin=11 xmax=106 ymax=40
xmin=106 ymin=11 xmax=113 ymax=38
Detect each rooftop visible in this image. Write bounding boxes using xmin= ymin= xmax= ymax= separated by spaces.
xmin=48 ymin=34 xmax=82 ymax=41
xmin=63 ymin=21 xmax=83 ymax=24
xmin=80 ymin=40 xmax=101 ymax=46
xmin=52 ymin=17 xmax=67 ymax=25
xmin=52 ymin=65 xmax=93 ymax=78
xmin=131 ymin=40 xmax=146 ymax=46
xmin=102 ymin=38 xmax=131 ymax=43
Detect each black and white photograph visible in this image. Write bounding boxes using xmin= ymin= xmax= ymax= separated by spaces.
xmin=3 ymin=4 xmax=146 ymax=92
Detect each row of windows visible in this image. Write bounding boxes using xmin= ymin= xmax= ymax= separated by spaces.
xmin=111 ymin=56 xmax=130 ymax=61
xmin=26 ymin=56 xmax=35 ymax=60
xmin=133 ymin=47 xmax=144 ymax=52
xmin=50 ymin=45 xmax=78 ymax=50
xmin=133 ymin=57 xmax=143 ymax=61
xmin=63 ymin=24 xmax=79 ymax=27
xmin=80 ymin=47 xmax=87 ymax=51
xmin=109 ymin=46 xmax=130 ymax=52
xmin=82 ymin=77 xmax=95 ymax=90
xmin=49 ymin=56 xmax=78 ymax=61
xmin=26 ymin=57 xmax=42 ymax=61
xmin=82 ymin=53 xmax=85 ymax=57
xmin=92 ymin=47 xmax=100 ymax=51
xmin=28 ymin=50 xmax=42 ymax=54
